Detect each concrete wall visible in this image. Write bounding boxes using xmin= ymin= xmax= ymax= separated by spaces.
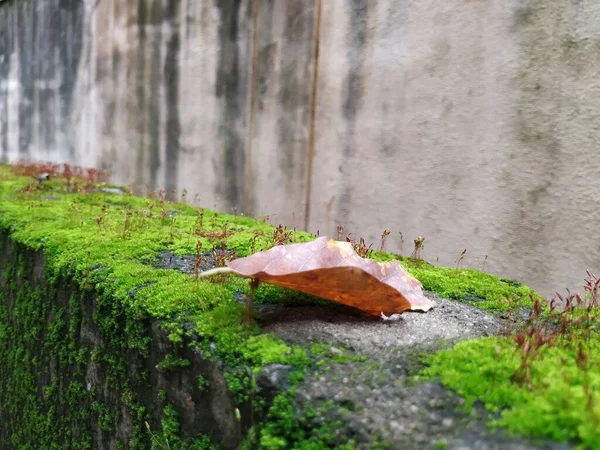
xmin=1 ymin=0 xmax=599 ymax=297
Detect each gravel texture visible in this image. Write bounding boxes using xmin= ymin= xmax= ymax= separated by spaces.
xmin=153 ymin=250 xmax=237 ymax=273
xmin=259 ymin=293 xmax=504 ymax=354
xmin=155 ymin=253 xmax=569 ymax=449
xmin=257 ymin=293 xmax=572 ymax=450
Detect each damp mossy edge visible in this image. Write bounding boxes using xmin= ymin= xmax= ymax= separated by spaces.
xmin=0 ymin=164 xmax=542 ymax=448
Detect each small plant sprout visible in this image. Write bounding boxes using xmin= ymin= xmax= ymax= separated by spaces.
xmin=194 ymin=241 xmax=203 ymax=283
xmin=196 ymin=209 xmax=204 ymax=232
xmin=195 ymin=221 xmax=234 ymax=242
xmin=249 ymin=235 xmax=258 ymax=255
xmin=584 ymin=270 xmax=600 ymax=308
xmin=212 ymin=243 xmax=234 ymax=268
xmin=85 ymin=168 xmax=99 ymax=187
xmin=272 ymin=224 xmax=293 ymax=247
xmin=169 ymin=216 xmax=176 ymax=242
xmin=504 ymin=269 xmax=600 ymax=398
xmin=455 ymin=249 xmax=467 ymax=269
xmin=398 ymin=232 xmax=404 ymax=256
xmin=411 ymin=236 xmax=425 ymax=260
xmin=210 ymin=211 xmax=219 ymax=229
xmin=122 ymin=206 xmax=132 ymax=239
xmin=95 ymin=215 xmax=105 ymax=231
xmin=337 ymin=225 xmax=344 ymax=241
xmin=63 ymin=163 xmax=73 ymax=191
xmin=379 ymin=229 xmax=391 ymax=251
xmin=146 ymin=202 xmax=155 ymax=219
xmin=345 ymin=235 xmax=373 ymax=258
xmin=221 ymin=221 xmax=230 ymax=243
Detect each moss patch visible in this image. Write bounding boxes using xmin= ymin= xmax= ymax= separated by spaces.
xmin=420 ymin=303 xmax=600 ymax=448
xmin=0 ymin=165 xmax=537 ymax=316
xmin=0 ymin=163 xmax=543 ymax=448
xmin=369 ymin=250 xmax=538 ymax=311
xmin=241 ymin=342 xmax=375 ymax=450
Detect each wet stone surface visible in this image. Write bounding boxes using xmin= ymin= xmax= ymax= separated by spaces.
xmin=258 ymin=293 xmax=571 ymax=450
xmin=259 ymin=293 xmax=504 ymax=354
xmin=153 ymin=250 xmax=237 ymax=274
xmin=154 ymin=255 xmax=567 ymax=449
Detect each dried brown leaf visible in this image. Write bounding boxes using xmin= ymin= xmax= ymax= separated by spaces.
xmin=226 ymin=236 xmax=434 ymax=316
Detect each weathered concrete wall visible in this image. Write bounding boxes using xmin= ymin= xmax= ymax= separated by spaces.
xmin=1 ymin=0 xmax=599 ymax=296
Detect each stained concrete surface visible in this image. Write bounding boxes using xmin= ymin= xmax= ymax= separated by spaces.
xmin=1 ymin=0 xmax=599 ymax=298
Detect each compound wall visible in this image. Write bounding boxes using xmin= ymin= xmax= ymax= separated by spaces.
xmin=1 ymin=0 xmax=599 ymax=296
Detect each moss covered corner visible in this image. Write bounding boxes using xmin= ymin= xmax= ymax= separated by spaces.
xmin=419 ymin=288 xmax=600 ymax=448
xmin=0 ymin=163 xmax=543 ymax=449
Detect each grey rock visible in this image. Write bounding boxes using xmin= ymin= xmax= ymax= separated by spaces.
xmin=98 ymin=187 xmax=125 ymax=195
xmin=442 ymin=417 xmax=454 ymax=428
xmin=256 ymin=364 xmax=295 ymax=405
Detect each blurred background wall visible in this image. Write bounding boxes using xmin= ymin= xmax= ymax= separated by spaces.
xmin=1 ymin=0 xmax=599 ymax=297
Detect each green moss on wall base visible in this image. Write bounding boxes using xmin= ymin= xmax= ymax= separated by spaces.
xmin=0 ymin=234 xmax=237 ymax=449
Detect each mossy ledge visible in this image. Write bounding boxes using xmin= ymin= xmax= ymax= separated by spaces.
xmin=0 ymin=164 xmax=540 ymax=449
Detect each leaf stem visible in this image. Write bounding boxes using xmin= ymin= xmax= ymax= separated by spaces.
xmin=197 ymin=267 xmax=235 ymax=279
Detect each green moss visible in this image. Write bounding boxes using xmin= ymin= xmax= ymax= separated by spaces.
xmin=367 ymin=250 xmax=538 ymax=311
xmin=420 ymin=333 xmax=600 ymax=448
xmin=242 ymin=342 xmax=390 ymax=449
xmin=160 ymin=405 xmax=180 ymax=440
xmin=156 ymin=354 xmax=192 ymax=371
xmin=92 ymin=400 xmax=114 ymax=432
xmin=197 ymin=375 xmax=209 ymax=392
xmin=0 ymin=270 xmax=97 ymax=448
xmin=244 ymin=333 xmax=309 ymax=369
xmin=309 ymin=343 xmax=364 ymax=364
xmin=243 ymin=384 xmax=358 ymax=450
xmin=406 ymin=265 xmax=536 ymax=311
xmin=145 ymin=405 xmax=219 ymax=450
xmin=253 ymin=283 xmax=332 ymax=308
xmin=434 ymin=439 xmax=448 ymax=449
xmin=0 ymin=163 xmax=543 ymax=448
xmin=0 ymin=165 xmax=536 ymax=319
xmin=309 ymin=343 xmax=330 ymax=356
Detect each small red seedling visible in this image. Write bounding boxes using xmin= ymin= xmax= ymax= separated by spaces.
xmin=379 ymin=229 xmax=391 ymax=252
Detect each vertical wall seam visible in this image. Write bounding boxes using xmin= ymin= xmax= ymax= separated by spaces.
xmin=243 ymin=0 xmax=259 ymax=216
xmin=303 ymin=0 xmax=322 ymax=231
